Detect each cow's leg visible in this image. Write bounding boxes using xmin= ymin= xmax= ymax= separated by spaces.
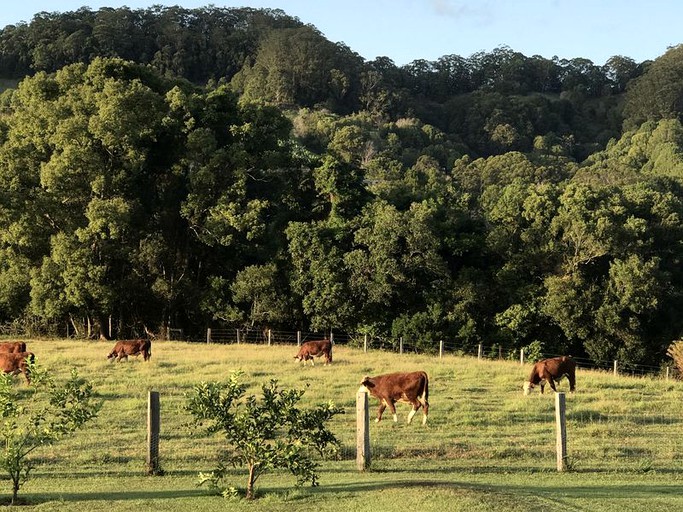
xmin=548 ymin=377 xmax=557 ymax=392
xmin=376 ymin=401 xmax=387 ymax=422
xmin=538 ymin=377 xmax=547 ymax=394
xmin=568 ymin=372 xmax=576 ymax=392
xmin=420 ymin=397 xmax=429 ymax=425
xmin=387 ymin=400 xmax=398 ymax=423
xmin=407 ymin=400 xmax=421 ymax=424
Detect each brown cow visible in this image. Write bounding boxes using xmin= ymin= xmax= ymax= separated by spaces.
xmin=523 ymin=356 xmax=576 ymax=395
xmin=360 ymin=371 xmax=429 ymax=424
xmin=0 ymin=341 xmax=26 ymax=353
xmin=0 ymin=351 xmax=34 ymax=384
xmin=107 ymin=339 xmax=151 ymax=362
xmin=294 ymin=339 xmax=332 ymax=366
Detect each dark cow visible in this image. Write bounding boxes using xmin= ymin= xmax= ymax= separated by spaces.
xmin=0 ymin=341 xmax=26 ymax=353
xmin=294 ymin=339 xmax=332 ymax=366
xmin=523 ymin=355 xmax=576 ymax=395
xmin=360 ymin=371 xmax=429 ymax=424
xmin=0 ymin=351 xmax=34 ymax=384
xmin=107 ymin=339 xmax=152 ymax=362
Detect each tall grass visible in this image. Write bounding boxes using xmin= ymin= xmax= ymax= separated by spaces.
xmin=8 ymin=338 xmax=683 ymax=511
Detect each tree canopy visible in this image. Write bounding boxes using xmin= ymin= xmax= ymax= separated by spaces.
xmin=1 ymin=7 xmax=683 ymax=368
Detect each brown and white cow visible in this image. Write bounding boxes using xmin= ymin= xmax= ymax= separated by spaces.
xmin=360 ymin=371 xmax=429 ymax=424
xmin=294 ymin=339 xmax=332 ymax=366
xmin=0 ymin=341 xmax=27 ymax=353
xmin=107 ymin=339 xmax=152 ymax=362
xmin=523 ymin=355 xmax=576 ymax=395
xmin=0 ymin=351 xmax=34 ymax=384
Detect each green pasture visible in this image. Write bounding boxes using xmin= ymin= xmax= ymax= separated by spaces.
xmin=6 ymin=338 xmax=683 ymax=510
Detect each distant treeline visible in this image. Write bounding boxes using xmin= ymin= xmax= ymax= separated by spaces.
xmin=0 ymin=5 xmax=649 ymax=158
xmin=1 ymin=6 xmax=683 ymax=368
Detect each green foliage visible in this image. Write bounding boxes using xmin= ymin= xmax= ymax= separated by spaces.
xmin=521 ymin=340 xmax=545 ymax=363
xmin=0 ymin=365 xmax=99 ymax=505
xmin=666 ymin=340 xmax=683 ymax=375
xmin=0 ymin=10 xmax=682 ymax=368
xmin=623 ymin=45 xmax=683 ymax=127
xmin=186 ymin=371 xmax=343 ymax=500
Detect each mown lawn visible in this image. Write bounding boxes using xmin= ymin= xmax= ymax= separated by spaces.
xmin=4 ymin=338 xmax=683 ymax=511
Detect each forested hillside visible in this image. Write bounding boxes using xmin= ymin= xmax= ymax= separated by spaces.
xmin=0 ymin=5 xmax=682 ymax=368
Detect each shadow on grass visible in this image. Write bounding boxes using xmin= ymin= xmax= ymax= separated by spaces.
xmin=26 ymin=489 xmax=209 ymax=504
xmin=322 ymin=464 xmax=683 ymax=476
xmin=22 ymin=469 xmax=683 ymax=506
xmin=29 ymin=468 xmax=217 ymax=478
xmin=309 ymin=478 xmax=682 ymax=500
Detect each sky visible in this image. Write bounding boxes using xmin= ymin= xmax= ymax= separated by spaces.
xmin=0 ymin=0 xmax=680 ymax=66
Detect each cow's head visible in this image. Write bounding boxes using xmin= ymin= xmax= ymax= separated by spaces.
xmin=523 ymin=381 xmax=533 ymax=395
xmin=360 ymin=376 xmax=374 ymax=390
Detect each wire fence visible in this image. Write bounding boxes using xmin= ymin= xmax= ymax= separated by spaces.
xmin=32 ymin=330 xmax=683 ymax=479
xmin=204 ymin=327 xmax=680 ymax=380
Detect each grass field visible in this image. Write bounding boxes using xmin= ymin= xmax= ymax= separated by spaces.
xmin=5 ymin=338 xmax=683 ymax=511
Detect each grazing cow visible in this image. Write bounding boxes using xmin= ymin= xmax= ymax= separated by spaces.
xmin=294 ymin=339 xmax=332 ymax=366
xmin=523 ymin=356 xmax=576 ymax=395
xmin=107 ymin=339 xmax=152 ymax=362
xmin=0 ymin=351 xmax=34 ymax=384
xmin=0 ymin=341 xmax=26 ymax=353
xmin=360 ymin=371 xmax=429 ymax=424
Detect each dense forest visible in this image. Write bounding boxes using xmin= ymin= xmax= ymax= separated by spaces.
xmin=1 ymin=5 xmax=683 ymax=367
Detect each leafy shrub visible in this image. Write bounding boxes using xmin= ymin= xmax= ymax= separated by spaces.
xmin=666 ymin=340 xmax=683 ymax=377
xmin=187 ymin=371 xmax=343 ymax=500
xmin=0 ymin=364 xmax=99 ymax=505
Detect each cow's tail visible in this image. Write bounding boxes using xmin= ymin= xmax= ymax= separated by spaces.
xmin=143 ymin=339 xmax=152 ymax=361
xmin=421 ymin=371 xmax=429 ymax=404
xmin=420 ymin=371 xmax=429 ymax=424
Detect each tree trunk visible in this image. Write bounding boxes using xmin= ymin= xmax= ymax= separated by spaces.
xmin=11 ymin=475 xmax=19 ymax=505
xmin=68 ymin=314 xmax=81 ymax=338
xmin=246 ymin=464 xmax=256 ymax=500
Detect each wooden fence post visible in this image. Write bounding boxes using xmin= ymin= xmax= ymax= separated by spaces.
xmin=297 ymin=331 xmax=301 ymax=346
xmin=147 ymin=391 xmax=161 ymax=475
xmin=555 ymin=392 xmax=567 ymax=472
xmin=399 ymin=337 xmax=403 ymax=354
xmin=613 ymin=360 xmax=618 ymax=376
xmin=356 ymin=386 xmax=371 ymax=471
xmin=364 ymin=334 xmax=368 ymax=353
xmin=330 ymin=331 xmax=334 ymax=344
xmin=236 ymin=329 xmax=240 ymax=344
xmin=498 ymin=345 xmax=502 ymax=360
xmin=267 ymin=329 xmax=272 ymax=346
xmin=206 ymin=328 xmax=211 ymax=344
xmin=439 ymin=340 xmax=444 ymax=359
xmin=520 ymin=348 xmax=525 ymax=366
xmin=477 ymin=344 xmax=483 ymax=360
